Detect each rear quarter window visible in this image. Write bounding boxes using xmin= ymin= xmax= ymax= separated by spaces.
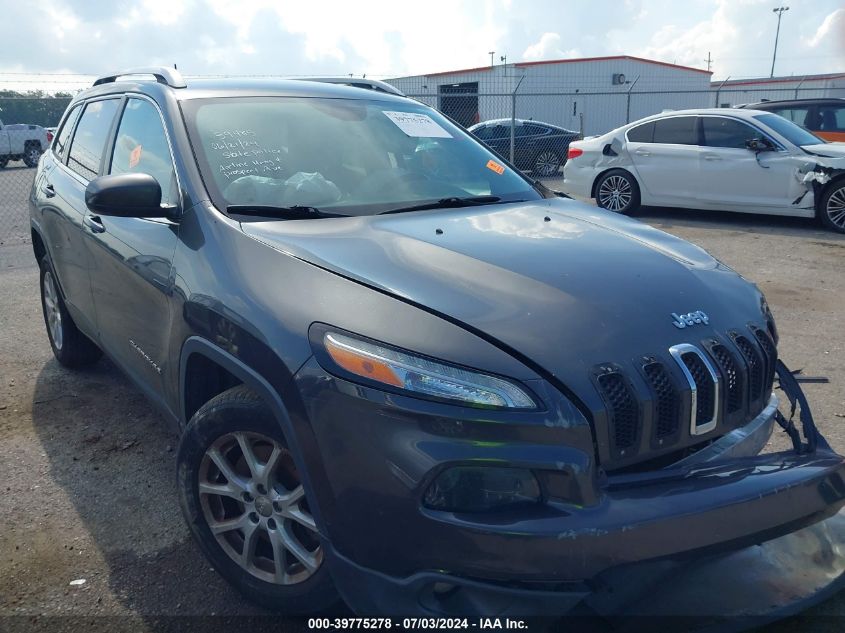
xmin=626 ymin=122 xmax=654 ymax=143
xmin=52 ymin=104 xmax=82 ymax=161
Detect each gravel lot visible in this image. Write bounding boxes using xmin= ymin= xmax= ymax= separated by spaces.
xmin=1 ymin=168 xmax=844 ymax=632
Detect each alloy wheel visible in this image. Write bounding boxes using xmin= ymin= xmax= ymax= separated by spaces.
xmin=598 ymin=175 xmax=633 ymax=212
xmin=534 ymin=151 xmax=561 ymax=177
xmin=43 ymin=270 xmax=63 ymax=350
xmin=825 ymin=186 xmax=845 ymax=230
xmin=199 ymin=431 xmax=322 ymax=585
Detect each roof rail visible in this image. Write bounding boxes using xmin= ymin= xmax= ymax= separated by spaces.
xmin=294 ymin=77 xmax=404 ymax=96
xmin=93 ymin=67 xmax=187 ymax=89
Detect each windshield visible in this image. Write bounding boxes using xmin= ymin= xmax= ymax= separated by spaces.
xmin=754 ymin=113 xmax=824 ymax=147
xmin=182 ymin=96 xmax=540 ymax=216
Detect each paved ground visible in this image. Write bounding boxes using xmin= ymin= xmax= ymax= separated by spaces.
xmin=1 ymin=175 xmax=844 ymax=631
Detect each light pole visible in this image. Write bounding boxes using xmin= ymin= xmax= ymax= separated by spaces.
xmin=489 ymin=51 xmax=495 ymax=67
xmin=770 ymin=6 xmax=789 ymax=78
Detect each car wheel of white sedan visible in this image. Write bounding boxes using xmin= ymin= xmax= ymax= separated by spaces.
xmin=595 ymin=169 xmax=640 ymax=215
xmin=820 ymin=181 xmax=845 ymax=234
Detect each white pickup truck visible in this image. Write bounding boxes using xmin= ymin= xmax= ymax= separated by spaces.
xmin=0 ymin=120 xmax=49 ymax=168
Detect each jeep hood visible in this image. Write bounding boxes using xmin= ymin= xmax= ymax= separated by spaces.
xmin=241 ymin=198 xmax=764 ymax=390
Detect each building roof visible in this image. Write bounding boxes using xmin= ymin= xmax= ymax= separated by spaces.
xmin=417 ymin=55 xmax=712 ymax=79
xmin=711 ymin=72 xmax=845 ymax=87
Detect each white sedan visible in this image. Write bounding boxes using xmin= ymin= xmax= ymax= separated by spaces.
xmin=562 ymin=108 xmax=845 ymax=233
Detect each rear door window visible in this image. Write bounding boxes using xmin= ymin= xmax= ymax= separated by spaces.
xmin=522 ymin=124 xmax=549 ymax=136
xmin=701 ymin=117 xmax=761 ymax=149
xmin=768 ymin=106 xmax=813 ymax=128
xmin=488 ymin=125 xmax=509 ymax=139
xmin=67 ymin=99 xmax=121 ymax=180
xmin=818 ymin=104 xmax=845 ymax=132
xmin=652 ymin=116 xmax=698 ymax=145
xmin=53 ymin=104 xmax=82 ymax=161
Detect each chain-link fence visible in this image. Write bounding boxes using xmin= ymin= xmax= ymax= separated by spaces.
xmin=0 ymin=82 xmax=840 ymax=247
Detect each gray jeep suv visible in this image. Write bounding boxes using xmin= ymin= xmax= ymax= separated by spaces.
xmin=29 ymin=67 xmax=845 ymax=623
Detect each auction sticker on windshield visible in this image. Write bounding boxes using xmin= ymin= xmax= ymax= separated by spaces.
xmin=383 ymin=111 xmax=452 ymax=138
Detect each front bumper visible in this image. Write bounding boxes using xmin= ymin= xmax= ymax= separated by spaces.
xmin=293 ymin=357 xmax=845 ymax=620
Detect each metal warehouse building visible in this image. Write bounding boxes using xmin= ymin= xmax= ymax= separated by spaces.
xmin=386 ymin=55 xmax=713 ymax=136
xmin=712 ymin=72 xmax=845 ymax=107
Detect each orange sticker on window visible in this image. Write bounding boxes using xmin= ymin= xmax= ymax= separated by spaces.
xmin=129 ymin=144 xmax=143 ymax=168
xmin=486 ymin=159 xmax=505 ymax=175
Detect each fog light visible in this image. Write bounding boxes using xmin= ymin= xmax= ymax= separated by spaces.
xmin=423 ymin=466 xmax=541 ymax=512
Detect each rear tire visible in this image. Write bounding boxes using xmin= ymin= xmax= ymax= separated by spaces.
xmin=0 ymin=158 xmax=7 ymax=169
xmin=818 ymin=179 xmax=845 ymax=234
xmin=39 ymin=257 xmax=102 ymax=368
xmin=532 ymin=150 xmax=562 ymax=177
xmin=595 ymin=169 xmax=641 ymax=215
xmin=177 ymin=385 xmax=340 ymax=614
xmin=23 ymin=143 xmax=41 ymax=168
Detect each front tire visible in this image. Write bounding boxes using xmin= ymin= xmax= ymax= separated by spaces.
xmin=595 ymin=169 xmax=641 ymax=214
xmin=177 ymin=385 xmax=340 ymax=613
xmin=39 ymin=257 xmax=102 ymax=368
xmin=819 ymin=180 xmax=845 ymax=234
xmin=0 ymin=158 xmax=8 ymax=169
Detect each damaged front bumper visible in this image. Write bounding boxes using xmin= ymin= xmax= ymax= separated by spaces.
xmin=325 ymin=361 xmax=845 ymax=626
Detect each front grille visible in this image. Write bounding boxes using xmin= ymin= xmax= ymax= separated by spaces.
xmin=643 ymin=361 xmax=680 ymax=439
xmin=710 ymin=344 xmax=743 ymax=415
xmin=733 ymin=334 xmax=765 ymax=407
xmin=593 ymin=326 xmax=777 ymax=468
xmin=596 ymin=372 xmax=639 ymax=451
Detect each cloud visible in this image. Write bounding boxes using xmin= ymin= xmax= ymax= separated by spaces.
xmin=805 ymin=7 xmax=845 ymax=49
xmin=0 ymin=0 xmax=841 ymax=89
xmin=522 ymin=33 xmax=581 ymax=61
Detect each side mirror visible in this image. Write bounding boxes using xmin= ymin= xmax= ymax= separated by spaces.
xmin=85 ymin=173 xmax=164 ymax=218
xmin=745 ymin=138 xmax=774 ymax=153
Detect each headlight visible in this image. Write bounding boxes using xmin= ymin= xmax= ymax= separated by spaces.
xmin=320 ymin=331 xmax=538 ymax=410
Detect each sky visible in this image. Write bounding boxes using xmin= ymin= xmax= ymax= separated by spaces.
xmin=0 ymin=0 xmax=843 ymax=92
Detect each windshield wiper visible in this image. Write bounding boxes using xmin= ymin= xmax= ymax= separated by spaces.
xmin=377 ymin=195 xmax=505 ymax=215
xmin=227 ymin=204 xmax=347 ymax=219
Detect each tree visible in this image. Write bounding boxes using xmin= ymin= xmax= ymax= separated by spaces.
xmin=0 ymin=89 xmax=76 ymax=127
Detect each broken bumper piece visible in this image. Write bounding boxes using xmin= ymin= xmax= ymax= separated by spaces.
xmin=327 ymin=361 xmax=845 ymax=630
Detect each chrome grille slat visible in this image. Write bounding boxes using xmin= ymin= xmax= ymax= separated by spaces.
xmin=669 ymin=344 xmax=721 ymax=435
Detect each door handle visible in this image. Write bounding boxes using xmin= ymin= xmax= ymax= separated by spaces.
xmin=83 ymin=214 xmax=106 ymax=234
xmin=42 ymin=183 xmax=55 ymax=198
xmin=634 ymin=149 xmax=651 ymax=157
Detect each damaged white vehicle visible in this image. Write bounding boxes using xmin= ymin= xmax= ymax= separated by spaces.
xmin=563 ymin=108 xmax=845 ymax=233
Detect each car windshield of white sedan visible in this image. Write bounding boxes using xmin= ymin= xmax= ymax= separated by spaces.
xmin=754 ymin=113 xmax=823 ymax=147
xmin=184 ymin=97 xmax=540 ymax=216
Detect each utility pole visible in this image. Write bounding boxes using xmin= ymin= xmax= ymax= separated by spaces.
xmin=770 ymin=6 xmax=789 ymax=78
xmin=489 ymin=51 xmax=495 ymax=67
xmin=704 ymin=52 xmax=713 ymax=72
